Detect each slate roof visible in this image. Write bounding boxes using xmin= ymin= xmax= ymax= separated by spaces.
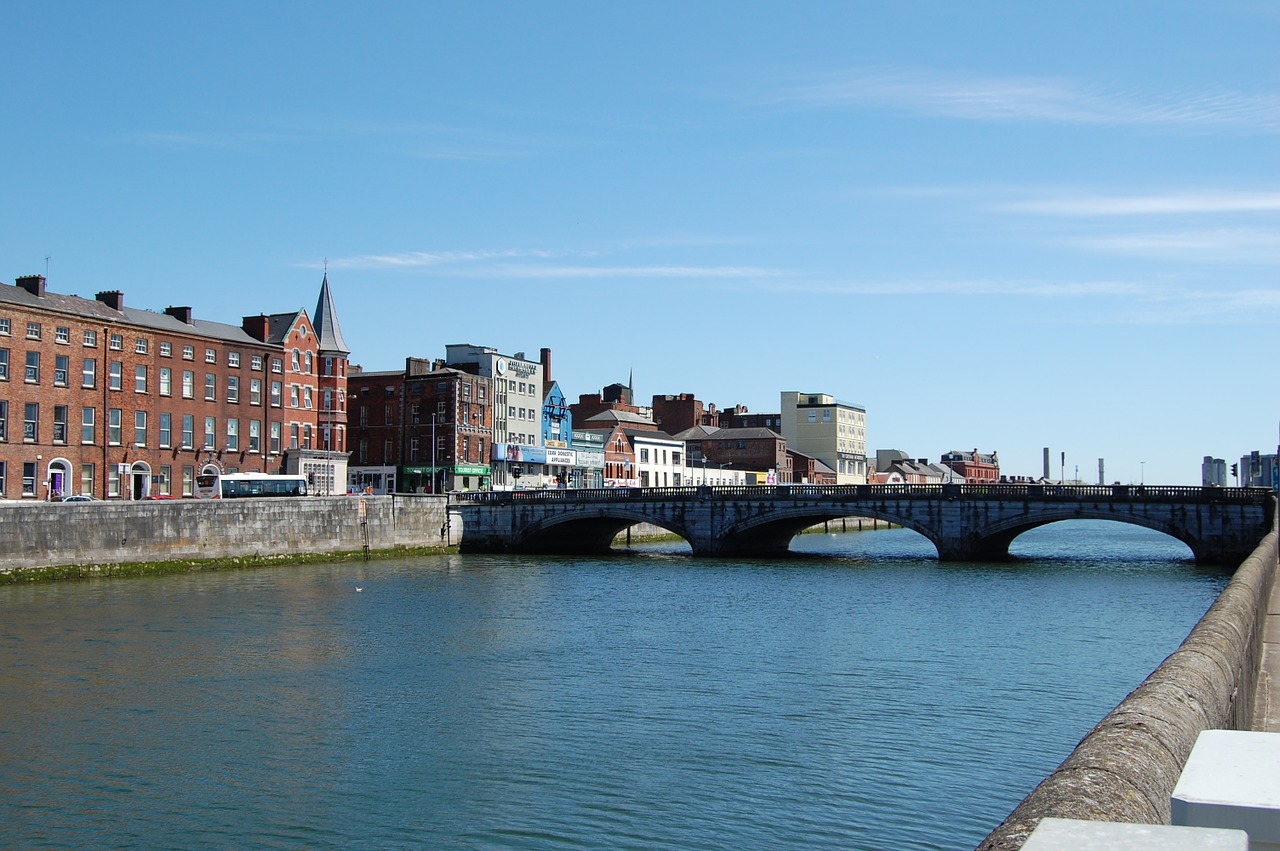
xmin=312 ymin=273 xmax=350 ymax=355
xmin=0 ymin=282 xmax=272 ymax=347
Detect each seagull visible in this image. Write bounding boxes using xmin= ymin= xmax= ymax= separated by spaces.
xmin=355 ymin=587 xmax=363 ymax=592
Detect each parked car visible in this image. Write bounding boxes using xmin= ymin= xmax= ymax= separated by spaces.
xmin=60 ymin=495 xmax=96 ymax=502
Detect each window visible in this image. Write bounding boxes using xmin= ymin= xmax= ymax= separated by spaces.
xmin=108 ymin=408 xmax=122 ymax=445
xmin=271 ymin=357 xmax=282 ymax=373
xmin=270 ymin=422 xmax=281 ymax=454
xmin=251 ymin=355 xmax=263 ymax=371
xmin=135 ymin=365 xmax=147 ymax=394
xmin=250 ymin=378 xmax=261 ymax=405
xmin=23 ymin=462 xmax=36 ymax=496
xmin=53 ymin=405 xmax=67 ymax=443
xmin=81 ymin=407 xmax=94 ymax=443
xmin=22 ymin=403 xmax=37 ymax=442
xmin=107 ymin=465 xmax=120 ymax=498
xmin=270 ymin=381 xmax=282 ymax=407
xmin=290 ymin=423 xmax=299 ymax=450
xmin=228 ymin=352 xmax=240 ymax=367
xmin=324 ymin=356 xmax=333 ymax=376
xmin=640 ymin=448 xmax=650 ymax=462
xmin=823 ymin=410 xmax=832 ymax=422
xmin=0 ymin=318 xmax=8 ymax=335
xmin=182 ymin=466 xmax=193 ymax=497
xmin=290 ymin=385 xmax=299 ymax=407
xmin=108 ymin=333 xmax=123 ymax=351
xmin=159 ymin=465 xmax=172 ymax=496
xmin=108 ymin=361 xmax=122 ymax=390
xmin=26 ymin=322 xmax=41 ymax=340
xmin=182 ymin=370 xmax=194 ymax=399
xmin=55 ymin=326 xmax=70 ymax=344
xmin=248 ymin=420 xmax=261 ymax=453
xmin=82 ymin=358 xmax=96 ymax=388
xmin=204 ymin=417 xmax=216 ymax=449
xmin=134 ymin=411 xmax=147 ymax=446
xmin=182 ymin=345 xmax=194 ymax=360
xmin=0 ymin=348 xmax=8 ymax=380
xmin=159 ymin=367 xmax=171 ymax=396
xmin=0 ymin=401 xmax=7 ymax=440
xmin=291 ymin=349 xmax=300 ymax=371
xmin=324 ymin=390 xmax=333 ymax=412
xmin=227 ymin=375 xmax=239 ymax=403
xmin=205 ymin=348 xmax=216 ymax=364
xmin=226 ymin=418 xmax=238 ymax=451
xmin=55 ymin=355 xmax=69 ymax=386
xmin=81 ymin=464 xmax=94 ymax=498
xmin=25 ymin=352 xmax=39 ymax=383
xmin=182 ymin=415 xmax=194 ymax=449
xmin=159 ymin=341 xmax=172 ymax=357
xmin=83 ymin=329 xmax=97 ymax=347
xmin=159 ymin=413 xmax=171 ymax=448
xmin=807 ymin=411 xmax=817 ymax=423
xmin=204 ymin=373 xmax=216 ymax=401
xmin=304 ymin=353 xmax=313 ymax=374
xmin=135 ymin=337 xmax=148 ymax=354
xmin=303 ymin=386 xmax=312 ymax=409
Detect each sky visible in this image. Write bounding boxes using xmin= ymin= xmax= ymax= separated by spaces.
xmin=2 ymin=1 xmax=1277 ymax=484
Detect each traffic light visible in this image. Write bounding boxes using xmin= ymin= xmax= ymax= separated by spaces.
xmin=1231 ymin=463 xmax=1238 ymax=477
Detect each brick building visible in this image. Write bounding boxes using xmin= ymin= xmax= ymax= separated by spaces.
xmin=0 ymin=274 xmax=348 ymax=500
xmin=940 ymin=448 xmax=1000 ymax=484
xmin=347 ymin=357 xmax=493 ymax=493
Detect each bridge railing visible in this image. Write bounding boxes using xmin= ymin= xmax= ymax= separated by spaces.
xmin=451 ymin=484 xmax=1273 ymax=505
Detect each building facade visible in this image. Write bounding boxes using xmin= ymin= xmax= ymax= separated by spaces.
xmin=780 ymin=391 xmax=868 ymax=484
xmin=446 ymin=344 xmax=546 ymax=490
xmin=347 ymin=358 xmax=493 ymax=493
xmin=0 ymin=274 xmax=345 ymax=500
xmin=940 ymin=449 xmax=1000 ymax=484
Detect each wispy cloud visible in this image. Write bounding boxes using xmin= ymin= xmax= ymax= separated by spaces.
xmin=1069 ymin=227 xmax=1280 ymax=264
xmin=760 ymin=277 xmax=1156 ymax=298
xmin=768 ymin=67 xmax=1280 ymax=132
xmin=316 ymin=248 xmax=776 ymax=281
xmin=1000 ymin=190 xmax=1280 ymax=216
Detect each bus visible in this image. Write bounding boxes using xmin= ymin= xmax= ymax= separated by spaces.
xmin=194 ymin=472 xmax=309 ymax=499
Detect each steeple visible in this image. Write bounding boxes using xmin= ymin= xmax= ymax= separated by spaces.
xmin=312 ymin=270 xmax=350 ymax=356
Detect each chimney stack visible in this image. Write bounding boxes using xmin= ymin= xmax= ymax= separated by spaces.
xmin=165 ymin=306 xmax=194 ymax=324
xmin=95 ymin=291 xmax=124 ymax=310
xmin=541 ymin=347 xmax=552 ymax=381
xmin=16 ymin=275 xmax=46 ymax=297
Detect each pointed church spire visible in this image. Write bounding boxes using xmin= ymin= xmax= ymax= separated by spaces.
xmin=312 ymin=270 xmax=350 ymax=356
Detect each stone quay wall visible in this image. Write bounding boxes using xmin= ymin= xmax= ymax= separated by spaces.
xmin=0 ymin=495 xmax=451 ymax=575
xmin=977 ymin=521 xmax=1279 ymax=850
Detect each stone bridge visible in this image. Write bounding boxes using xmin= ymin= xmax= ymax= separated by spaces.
xmin=453 ymin=483 xmax=1276 ymax=564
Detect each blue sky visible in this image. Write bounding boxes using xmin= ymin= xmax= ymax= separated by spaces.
xmin=3 ymin=1 xmax=1277 ymax=484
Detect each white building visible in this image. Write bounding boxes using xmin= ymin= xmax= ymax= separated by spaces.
xmin=627 ymin=429 xmax=687 ymax=488
xmin=780 ymin=391 xmax=868 ymax=484
xmin=446 ymin=344 xmax=545 ymax=489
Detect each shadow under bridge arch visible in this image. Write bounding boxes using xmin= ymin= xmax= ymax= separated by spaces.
xmin=516 ymin=509 xmax=695 ymax=555
xmin=711 ymin=506 xmax=942 ymax=558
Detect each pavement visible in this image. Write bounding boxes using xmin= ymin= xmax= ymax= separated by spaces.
xmin=1251 ymin=567 xmax=1280 ymax=732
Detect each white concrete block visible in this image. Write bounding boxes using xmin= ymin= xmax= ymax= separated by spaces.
xmin=1022 ymin=817 xmax=1248 ymax=850
xmin=1172 ymin=729 xmax=1280 ymax=851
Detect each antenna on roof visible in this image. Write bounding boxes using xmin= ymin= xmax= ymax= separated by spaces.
xmin=45 ymin=256 xmax=50 ymax=278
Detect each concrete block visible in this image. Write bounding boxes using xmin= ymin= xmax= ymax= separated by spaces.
xmin=1172 ymin=729 xmax=1280 ymax=850
xmin=1022 ymin=817 xmax=1248 ymax=850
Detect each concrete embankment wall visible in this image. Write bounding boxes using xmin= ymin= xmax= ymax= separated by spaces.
xmin=977 ymin=523 xmax=1279 ymax=850
xmin=0 ymin=495 xmax=450 ymax=576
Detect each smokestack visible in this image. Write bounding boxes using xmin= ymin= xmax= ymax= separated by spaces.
xmin=540 ymin=347 xmax=552 ymax=382
xmin=1043 ymin=448 xmax=1050 ymax=480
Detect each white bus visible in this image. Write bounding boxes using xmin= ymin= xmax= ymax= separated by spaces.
xmin=194 ymin=472 xmax=309 ymax=499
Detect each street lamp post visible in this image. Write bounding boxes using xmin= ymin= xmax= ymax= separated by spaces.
xmin=431 ymin=413 xmax=437 ymax=494
xmin=1141 ymin=460 xmax=1146 ymax=485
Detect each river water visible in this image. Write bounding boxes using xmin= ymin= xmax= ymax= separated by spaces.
xmin=0 ymin=521 xmax=1228 ymax=850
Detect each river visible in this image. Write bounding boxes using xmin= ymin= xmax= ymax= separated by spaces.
xmin=0 ymin=520 xmax=1229 ymax=849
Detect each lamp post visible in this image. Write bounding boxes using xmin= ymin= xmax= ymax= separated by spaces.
xmin=431 ymin=413 xmax=437 ymax=494
xmin=1141 ymin=460 xmax=1146 ymax=485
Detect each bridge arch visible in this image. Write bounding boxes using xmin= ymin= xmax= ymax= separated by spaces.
xmin=714 ymin=505 xmax=941 ymax=557
xmin=971 ymin=508 xmax=1204 ymax=562
xmin=512 ymin=508 xmax=696 ymax=555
